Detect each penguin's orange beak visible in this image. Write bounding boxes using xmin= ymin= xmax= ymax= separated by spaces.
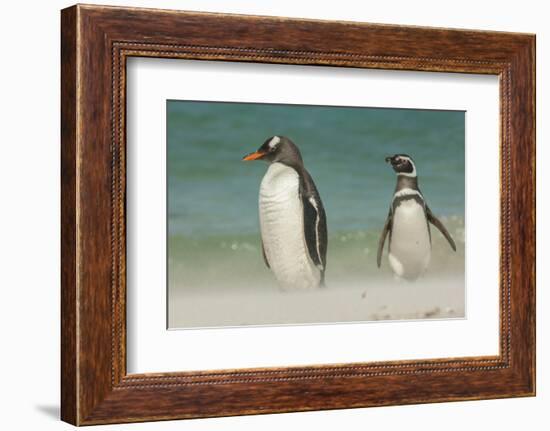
xmin=242 ymin=150 xmax=266 ymax=161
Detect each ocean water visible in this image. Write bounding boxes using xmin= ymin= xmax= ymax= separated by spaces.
xmin=167 ymin=100 xmax=465 ymax=327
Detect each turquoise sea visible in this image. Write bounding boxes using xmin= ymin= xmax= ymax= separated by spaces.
xmin=167 ymin=100 xmax=465 ymax=327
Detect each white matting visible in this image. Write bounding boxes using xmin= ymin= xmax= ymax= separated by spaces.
xmin=126 ymin=58 xmax=500 ymax=373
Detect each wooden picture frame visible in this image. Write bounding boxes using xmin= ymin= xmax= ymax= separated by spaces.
xmin=61 ymin=4 xmax=535 ymax=425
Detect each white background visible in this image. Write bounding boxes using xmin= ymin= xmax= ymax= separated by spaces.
xmin=127 ymin=59 xmax=499 ymax=373
xmin=0 ymin=0 xmax=546 ymax=430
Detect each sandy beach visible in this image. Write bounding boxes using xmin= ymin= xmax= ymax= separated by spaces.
xmin=169 ymin=274 xmax=465 ymax=329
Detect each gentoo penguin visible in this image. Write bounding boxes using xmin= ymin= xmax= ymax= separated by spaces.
xmin=243 ymin=136 xmax=327 ymax=289
xmin=377 ymin=154 xmax=456 ymax=281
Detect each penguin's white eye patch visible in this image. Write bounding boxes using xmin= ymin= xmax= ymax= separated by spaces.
xmin=268 ymin=136 xmax=280 ymax=149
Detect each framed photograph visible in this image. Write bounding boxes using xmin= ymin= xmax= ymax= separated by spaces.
xmin=163 ymin=100 xmax=465 ymax=330
xmin=61 ymin=4 xmax=535 ymax=425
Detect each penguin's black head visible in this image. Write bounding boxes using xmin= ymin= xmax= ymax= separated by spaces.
xmin=385 ymin=154 xmax=416 ymax=177
xmin=243 ymin=136 xmax=303 ymax=167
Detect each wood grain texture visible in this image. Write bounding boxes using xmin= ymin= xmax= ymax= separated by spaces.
xmin=60 ymin=5 xmax=78 ymax=425
xmin=60 ymin=4 xmax=536 ymax=425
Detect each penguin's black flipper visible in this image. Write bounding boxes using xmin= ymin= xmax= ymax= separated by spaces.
xmin=377 ymin=209 xmax=392 ymax=268
xmin=300 ymin=170 xmax=328 ymax=285
xmin=426 ymin=206 xmax=457 ymax=251
xmin=261 ymin=239 xmax=270 ymax=268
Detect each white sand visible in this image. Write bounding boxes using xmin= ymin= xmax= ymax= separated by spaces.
xmin=169 ymin=275 xmax=465 ymax=329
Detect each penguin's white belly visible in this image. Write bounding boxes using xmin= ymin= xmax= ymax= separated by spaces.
xmin=259 ymin=163 xmax=320 ymax=289
xmin=389 ymin=199 xmax=431 ymax=280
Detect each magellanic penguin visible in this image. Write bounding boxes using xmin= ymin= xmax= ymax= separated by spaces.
xmin=377 ymin=154 xmax=456 ymax=281
xmin=243 ymin=136 xmax=328 ymax=289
